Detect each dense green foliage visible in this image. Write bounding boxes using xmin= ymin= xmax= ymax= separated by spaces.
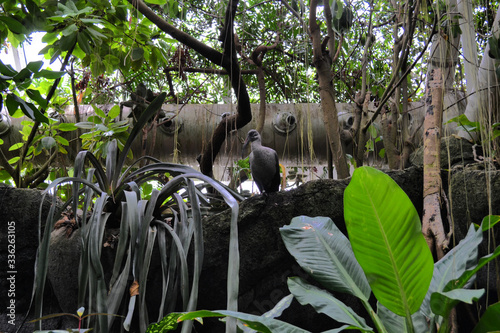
xmin=1 ymin=0 xmax=499 ymax=186
xmin=1 ymin=0 xmax=496 ymax=105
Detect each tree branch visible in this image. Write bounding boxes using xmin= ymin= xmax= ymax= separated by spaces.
xmin=0 ymin=147 xmax=15 ymax=179
xmin=309 ymin=0 xmax=350 ymax=178
xmin=128 ymin=0 xmax=251 ymax=177
xmin=322 ymin=0 xmax=337 ymax=62
xmin=15 ymin=41 xmax=76 ymax=187
xmin=23 ymin=149 xmax=59 ymax=188
xmin=363 ymin=5 xmax=436 ymax=133
xmin=163 ymin=66 xmax=259 ymax=75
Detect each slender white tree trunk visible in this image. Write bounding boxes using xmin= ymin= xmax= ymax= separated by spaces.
xmin=422 ymin=0 xmax=460 ymax=259
xmin=11 ymin=46 xmax=22 ymax=71
xmin=458 ymin=8 xmax=500 ymax=141
xmin=426 ymin=0 xmax=461 ymax=128
xmin=458 ymin=0 xmax=478 ymax=94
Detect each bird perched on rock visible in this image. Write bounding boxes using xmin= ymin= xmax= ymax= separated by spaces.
xmin=242 ymin=129 xmax=280 ymax=194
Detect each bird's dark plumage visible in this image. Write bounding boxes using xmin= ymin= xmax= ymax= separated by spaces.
xmin=242 ymin=130 xmax=280 ymax=193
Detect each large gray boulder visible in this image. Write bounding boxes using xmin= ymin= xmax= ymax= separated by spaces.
xmin=0 ymin=187 xmax=76 ymax=332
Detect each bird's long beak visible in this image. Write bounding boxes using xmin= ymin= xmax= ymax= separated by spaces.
xmin=242 ymin=137 xmax=250 ymax=159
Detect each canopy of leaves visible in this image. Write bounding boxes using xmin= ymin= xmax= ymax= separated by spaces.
xmin=1 ymin=0 xmax=498 ymax=108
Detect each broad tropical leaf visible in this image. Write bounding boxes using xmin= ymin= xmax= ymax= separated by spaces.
xmin=237 ymin=294 xmax=294 ymax=333
xmin=428 ymin=243 xmax=500 ymax=325
xmin=288 ymin=277 xmax=372 ymax=331
xmin=280 ymin=216 xmax=371 ymax=301
xmin=444 ymin=244 xmax=500 ymax=293
xmin=480 ymin=215 xmax=500 ymax=231
xmin=147 ymin=310 xmax=310 ymax=333
xmin=146 ymin=312 xmax=182 ymax=332
xmin=420 ymin=224 xmax=482 ymax=321
xmin=344 ymin=166 xmax=433 ymax=317
xmin=376 ymin=302 xmax=429 ymax=333
xmin=430 ymin=289 xmax=484 ymax=316
xmin=472 ymin=301 xmax=500 ymax=333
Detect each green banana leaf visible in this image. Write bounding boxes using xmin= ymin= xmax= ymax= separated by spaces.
xmin=431 ymin=243 xmax=500 ymax=329
xmin=287 ymin=277 xmax=372 ymax=331
xmin=420 ymin=223 xmax=482 ymax=328
xmin=376 ymin=302 xmax=428 ymax=333
xmin=430 ymin=289 xmax=484 ymax=316
xmin=237 ymin=294 xmax=294 ymax=333
xmin=344 ymin=166 xmax=433 ymax=318
xmin=472 ymin=301 xmax=500 ymax=333
xmin=280 ymin=216 xmax=371 ymax=301
xmin=443 ymin=244 xmax=500 ymax=293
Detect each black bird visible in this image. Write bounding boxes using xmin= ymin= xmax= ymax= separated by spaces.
xmin=242 ymin=130 xmax=281 ymax=194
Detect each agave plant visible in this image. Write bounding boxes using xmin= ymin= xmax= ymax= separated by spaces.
xmin=33 ymin=92 xmax=242 ymax=333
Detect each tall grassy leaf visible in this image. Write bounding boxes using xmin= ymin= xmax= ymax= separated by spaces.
xmin=156 ymin=225 xmax=169 ymax=318
xmin=88 ymin=195 xmax=111 ymax=332
xmin=109 ymin=202 xmax=131 ymax=288
xmin=33 ymin=194 xmax=59 ymax=331
xmin=156 ymin=172 xmax=241 ymax=333
xmin=114 ymin=92 xmax=166 ymax=185
xmin=344 ymin=166 xmax=433 ymax=318
xmin=139 ymin=224 xmax=157 ymax=332
xmin=105 ymin=139 xmax=118 ymax=185
xmin=78 ymin=170 xmax=99 ymax=310
xmin=156 ymin=220 xmax=190 ymax=304
xmin=107 ymin=251 xmax=132 ymax=328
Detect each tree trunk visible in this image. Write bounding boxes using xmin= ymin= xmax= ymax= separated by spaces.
xmin=382 ymin=101 xmax=400 ymax=169
xmin=421 ymin=1 xmax=461 ymax=259
xmin=354 ymin=93 xmax=371 ymax=167
xmin=458 ymin=7 xmax=500 ymax=156
xmin=422 ymin=68 xmax=448 ymax=259
xmin=457 ymin=0 xmax=478 ymax=97
xmin=309 ymin=0 xmax=350 ymax=179
xmin=384 ymin=4 xmax=403 ymax=169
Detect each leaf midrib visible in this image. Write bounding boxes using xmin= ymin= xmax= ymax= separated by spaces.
xmin=366 ymin=186 xmax=409 ymax=315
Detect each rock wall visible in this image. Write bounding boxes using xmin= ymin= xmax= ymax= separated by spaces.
xmin=196 ymin=167 xmax=423 ymax=331
xmin=0 ymin=187 xmax=76 ymax=332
